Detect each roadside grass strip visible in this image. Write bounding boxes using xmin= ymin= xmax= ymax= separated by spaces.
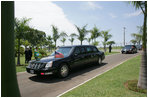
xmin=61 ymin=55 xmax=146 ymax=97
xmin=16 ymin=65 xmax=27 ymax=72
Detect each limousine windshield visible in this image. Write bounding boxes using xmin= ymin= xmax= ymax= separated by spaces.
xmin=51 ymin=47 xmax=72 ymax=57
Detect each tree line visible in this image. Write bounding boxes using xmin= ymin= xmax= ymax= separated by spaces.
xmin=15 ymin=17 xmax=115 ymax=65
xmin=15 ymin=17 xmax=115 ymax=53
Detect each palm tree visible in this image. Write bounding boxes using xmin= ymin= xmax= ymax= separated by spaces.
xmin=90 ymin=26 xmax=100 ymax=42
xmin=75 ymin=25 xmax=88 ymax=45
xmin=60 ymin=38 xmax=66 ymax=46
xmin=87 ymin=38 xmax=91 ymax=45
xmin=92 ymin=41 xmax=99 ymax=46
xmin=107 ymin=41 xmax=115 ymax=45
xmin=129 ymin=1 xmax=147 ymax=89
xmin=46 ymin=35 xmax=53 ymax=51
xmin=101 ymin=30 xmax=112 ymax=52
xmin=131 ymin=33 xmax=142 ymax=45
xmin=15 ymin=17 xmax=31 ymax=65
xmin=137 ymin=26 xmax=143 ymax=34
xmin=52 ymin=25 xmax=60 ymax=48
xmin=69 ymin=33 xmax=77 ymax=45
xmin=130 ymin=39 xmax=137 ymax=45
xmin=60 ymin=32 xmax=68 ymax=46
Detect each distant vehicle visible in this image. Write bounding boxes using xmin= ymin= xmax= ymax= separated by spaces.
xmin=136 ymin=45 xmax=142 ymax=50
xmin=26 ymin=45 xmax=105 ymax=78
xmin=121 ymin=45 xmax=137 ymax=54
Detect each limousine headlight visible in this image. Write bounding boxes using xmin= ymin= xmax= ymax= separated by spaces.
xmin=28 ymin=61 xmax=32 ymax=67
xmin=45 ymin=61 xmax=53 ymax=68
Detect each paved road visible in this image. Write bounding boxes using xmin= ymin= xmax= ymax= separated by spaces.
xmin=17 ymin=52 xmax=141 ymax=97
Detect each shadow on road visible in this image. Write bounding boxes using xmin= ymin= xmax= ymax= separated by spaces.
xmin=29 ymin=63 xmax=107 ymax=83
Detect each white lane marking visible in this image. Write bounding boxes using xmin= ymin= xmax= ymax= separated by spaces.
xmin=57 ymin=54 xmax=140 ymax=97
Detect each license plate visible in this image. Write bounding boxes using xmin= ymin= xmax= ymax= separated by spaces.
xmin=30 ymin=70 xmax=34 ymax=74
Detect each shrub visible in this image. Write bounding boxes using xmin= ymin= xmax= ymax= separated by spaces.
xmin=20 ymin=47 xmax=25 ymax=56
xmin=39 ymin=49 xmax=47 ymax=57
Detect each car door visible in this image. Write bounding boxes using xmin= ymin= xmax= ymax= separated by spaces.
xmin=79 ymin=46 xmax=87 ymax=65
xmin=85 ymin=46 xmax=93 ymax=64
xmin=70 ymin=47 xmax=83 ymax=68
xmin=91 ymin=46 xmax=99 ymax=63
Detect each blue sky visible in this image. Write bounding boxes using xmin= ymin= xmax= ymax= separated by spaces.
xmin=15 ymin=1 xmax=143 ymax=47
xmin=54 ymin=1 xmax=143 ymax=46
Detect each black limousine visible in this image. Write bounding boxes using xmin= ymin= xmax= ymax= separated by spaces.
xmin=121 ymin=45 xmax=137 ymax=54
xmin=26 ymin=45 xmax=105 ymax=78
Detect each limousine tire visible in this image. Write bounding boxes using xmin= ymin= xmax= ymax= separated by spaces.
xmin=98 ymin=57 xmax=102 ymax=65
xmin=58 ymin=64 xmax=69 ymax=78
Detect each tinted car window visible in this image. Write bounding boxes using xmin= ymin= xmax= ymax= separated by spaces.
xmin=74 ymin=47 xmax=80 ymax=54
xmin=123 ymin=45 xmax=132 ymax=49
xmin=92 ymin=47 xmax=98 ymax=52
xmin=51 ymin=47 xmax=72 ymax=57
xmin=86 ymin=47 xmax=92 ymax=53
xmin=80 ymin=47 xmax=86 ymax=54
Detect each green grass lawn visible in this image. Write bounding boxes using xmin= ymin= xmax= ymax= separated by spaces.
xmin=61 ymin=55 xmax=146 ymax=97
xmin=16 ymin=65 xmax=27 ymax=72
xmin=15 ymin=55 xmax=28 ymax=72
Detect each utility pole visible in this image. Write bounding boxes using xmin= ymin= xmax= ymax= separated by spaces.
xmin=123 ymin=27 xmax=126 ymax=46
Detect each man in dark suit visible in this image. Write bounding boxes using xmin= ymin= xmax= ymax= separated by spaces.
xmin=25 ymin=47 xmax=29 ymax=63
xmin=28 ymin=47 xmax=32 ymax=61
xmin=109 ymin=44 xmax=112 ymax=53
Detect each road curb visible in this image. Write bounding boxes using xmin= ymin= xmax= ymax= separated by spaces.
xmin=17 ymin=71 xmax=26 ymax=75
xmin=57 ymin=54 xmax=140 ymax=97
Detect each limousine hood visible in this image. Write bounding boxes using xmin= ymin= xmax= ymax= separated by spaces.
xmin=34 ymin=56 xmax=63 ymax=63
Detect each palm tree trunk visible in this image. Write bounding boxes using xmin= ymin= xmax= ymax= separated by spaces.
xmin=138 ymin=50 xmax=147 ymax=89
xmin=81 ymin=41 xmax=82 ymax=45
xmin=55 ymin=40 xmax=56 ymax=48
xmin=17 ymin=38 xmax=20 ymax=65
xmin=1 ymin=1 xmax=21 ymax=96
xmin=137 ymin=1 xmax=147 ymax=89
xmin=92 ymin=39 xmax=94 ymax=43
xmin=104 ymin=43 xmax=106 ymax=52
xmin=104 ymin=45 xmax=106 ymax=53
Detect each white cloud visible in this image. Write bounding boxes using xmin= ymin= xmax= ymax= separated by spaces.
xmin=15 ymin=1 xmax=79 ymax=46
xmin=81 ymin=1 xmax=103 ymax=10
xmin=124 ymin=10 xmax=142 ymax=18
xmin=109 ymin=13 xmax=117 ymax=18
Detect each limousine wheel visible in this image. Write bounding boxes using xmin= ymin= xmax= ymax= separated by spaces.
xmin=58 ymin=64 xmax=69 ymax=78
xmin=98 ymin=57 xmax=102 ymax=65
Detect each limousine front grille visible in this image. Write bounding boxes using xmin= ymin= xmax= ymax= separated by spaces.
xmin=30 ymin=63 xmax=46 ymax=70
